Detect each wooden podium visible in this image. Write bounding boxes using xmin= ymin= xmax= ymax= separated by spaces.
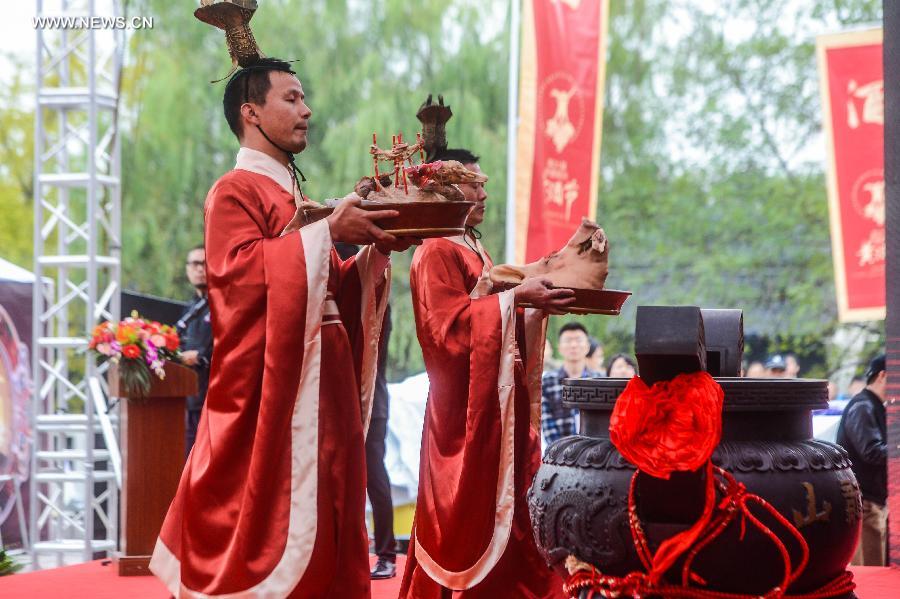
xmin=110 ymin=361 xmax=197 ymax=576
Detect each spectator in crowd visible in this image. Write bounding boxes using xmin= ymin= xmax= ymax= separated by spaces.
xmin=177 ymin=245 xmax=213 ymax=456
xmin=543 ymin=338 xmax=562 ymax=371
xmin=586 ymin=336 xmax=605 ymax=374
xmin=541 ymin=322 xmax=602 ymax=445
xmin=745 ymin=361 xmax=766 ymax=378
xmin=835 ymin=354 xmax=888 ymax=566
xmin=764 ymin=354 xmax=788 ymax=378
xmin=785 ymin=353 xmax=801 ymax=378
xmin=848 ymin=375 xmax=866 ymax=398
xmin=606 ymin=353 xmax=638 ymax=378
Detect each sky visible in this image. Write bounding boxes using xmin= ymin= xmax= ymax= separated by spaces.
xmin=0 ymin=3 xmax=38 ymax=82
xmin=1 ymin=1 xmax=124 ymax=95
xmin=0 ymin=0 xmax=505 ymax=69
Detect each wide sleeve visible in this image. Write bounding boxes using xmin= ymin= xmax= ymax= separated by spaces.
xmin=203 ymin=175 xmax=332 ymax=421
xmin=332 ymin=245 xmax=391 ymax=435
xmin=205 ymin=176 xmax=328 ymax=299
xmin=412 ymin=244 xmax=546 ymax=421
xmin=411 ymin=243 xmax=514 ymax=364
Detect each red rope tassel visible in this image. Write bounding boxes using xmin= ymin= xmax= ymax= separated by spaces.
xmin=564 ymin=465 xmax=855 ymax=599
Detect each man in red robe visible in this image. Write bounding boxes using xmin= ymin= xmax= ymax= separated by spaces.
xmin=150 ymin=58 xmax=416 ymax=598
xmin=399 ymin=148 xmax=573 ymax=598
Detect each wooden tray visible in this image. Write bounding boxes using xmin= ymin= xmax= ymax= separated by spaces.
xmin=517 ymin=287 xmax=631 ymax=315
xmin=305 ymin=200 xmax=474 ymax=239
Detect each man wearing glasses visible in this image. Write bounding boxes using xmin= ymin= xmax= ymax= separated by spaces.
xmin=177 ymin=244 xmax=213 ymax=456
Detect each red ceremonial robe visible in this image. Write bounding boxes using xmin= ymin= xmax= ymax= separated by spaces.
xmin=399 ymin=237 xmax=565 ymax=598
xmin=150 ymin=148 xmax=390 ymax=598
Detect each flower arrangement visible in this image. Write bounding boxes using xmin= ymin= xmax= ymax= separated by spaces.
xmin=88 ymin=311 xmax=181 ymax=396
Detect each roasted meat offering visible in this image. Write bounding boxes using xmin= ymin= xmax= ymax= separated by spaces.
xmin=490 ymin=218 xmax=609 ymax=289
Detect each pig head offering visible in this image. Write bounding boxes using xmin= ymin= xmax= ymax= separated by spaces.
xmin=490 ymin=218 xmax=609 ymax=289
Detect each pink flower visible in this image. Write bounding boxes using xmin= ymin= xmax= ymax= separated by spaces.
xmin=150 ymin=334 xmax=166 ymax=348
xmin=145 ymin=345 xmax=159 ymax=366
xmin=96 ymin=343 xmax=112 ymax=356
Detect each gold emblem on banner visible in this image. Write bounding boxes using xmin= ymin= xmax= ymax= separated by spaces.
xmin=848 ymin=168 xmax=886 ymax=267
xmin=850 ymin=168 xmax=885 ymax=226
xmin=546 ymin=87 xmax=577 ymax=153
xmin=540 ymin=72 xmax=584 ymax=155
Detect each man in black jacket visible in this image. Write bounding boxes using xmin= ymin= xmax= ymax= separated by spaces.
xmin=177 ymin=245 xmax=213 ymax=457
xmin=836 ymin=354 xmax=888 ymax=566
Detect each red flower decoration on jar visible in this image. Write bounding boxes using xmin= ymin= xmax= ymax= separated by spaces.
xmin=121 ymin=344 xmax=141 ymax=359
xmin=609 ymin=371 xmax=724 ymax=479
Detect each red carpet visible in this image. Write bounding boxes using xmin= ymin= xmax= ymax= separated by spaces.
xmin=0 ymin=559 xmax=895 ymax=597
xmin=0 ymin=555 xmax=404 ymax=598
xmin=848 ymin=565 xmax=900 ymax=597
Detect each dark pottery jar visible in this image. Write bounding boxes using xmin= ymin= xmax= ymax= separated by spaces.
xmin=528 ymin=377 xmax=861 ymax=598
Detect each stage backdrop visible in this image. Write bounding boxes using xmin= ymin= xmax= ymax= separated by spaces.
xmin=0 ymin=258 xmax=34 ymax=549
xmin=513 ymin=0 xmax=609 ymax=263
xmin=817 ymin=28 xmax=885 ymax=322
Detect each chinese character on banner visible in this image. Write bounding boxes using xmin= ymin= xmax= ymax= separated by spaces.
xmin=846 ymin=79 xmax=883 ymax=129
xmin=816 ymin=28 xmax=884 ymax=322
xmin=541 ymin=159 xmax=581 ymax=221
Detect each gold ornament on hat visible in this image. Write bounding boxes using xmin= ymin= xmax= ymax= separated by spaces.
xmin=195 ymin=0 xmax=265 ymax=81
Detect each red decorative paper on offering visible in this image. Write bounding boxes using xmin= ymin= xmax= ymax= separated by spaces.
xmin=609 ymin=371 xmax=724 ymax=480
xmin=514 ymin=0 xmax=609 ymax=262
xmin=817 ymin=29 xmax=884 ymax=322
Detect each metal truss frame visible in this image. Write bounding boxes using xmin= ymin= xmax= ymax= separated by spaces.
xmin=31 ymin=0 xmax=123 ymax=566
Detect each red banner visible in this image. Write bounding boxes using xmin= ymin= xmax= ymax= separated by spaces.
xmin=514 ymin=0 xmax=609 ymax=263
xmin=817 ymin=29 xmax=884 ymax=322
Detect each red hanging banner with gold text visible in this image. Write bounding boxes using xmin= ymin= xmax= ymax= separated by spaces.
xmin=817 ymin=29 xmax=884 ymax=322
xmin=514 ymin=0 xmax=609 ymax=263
